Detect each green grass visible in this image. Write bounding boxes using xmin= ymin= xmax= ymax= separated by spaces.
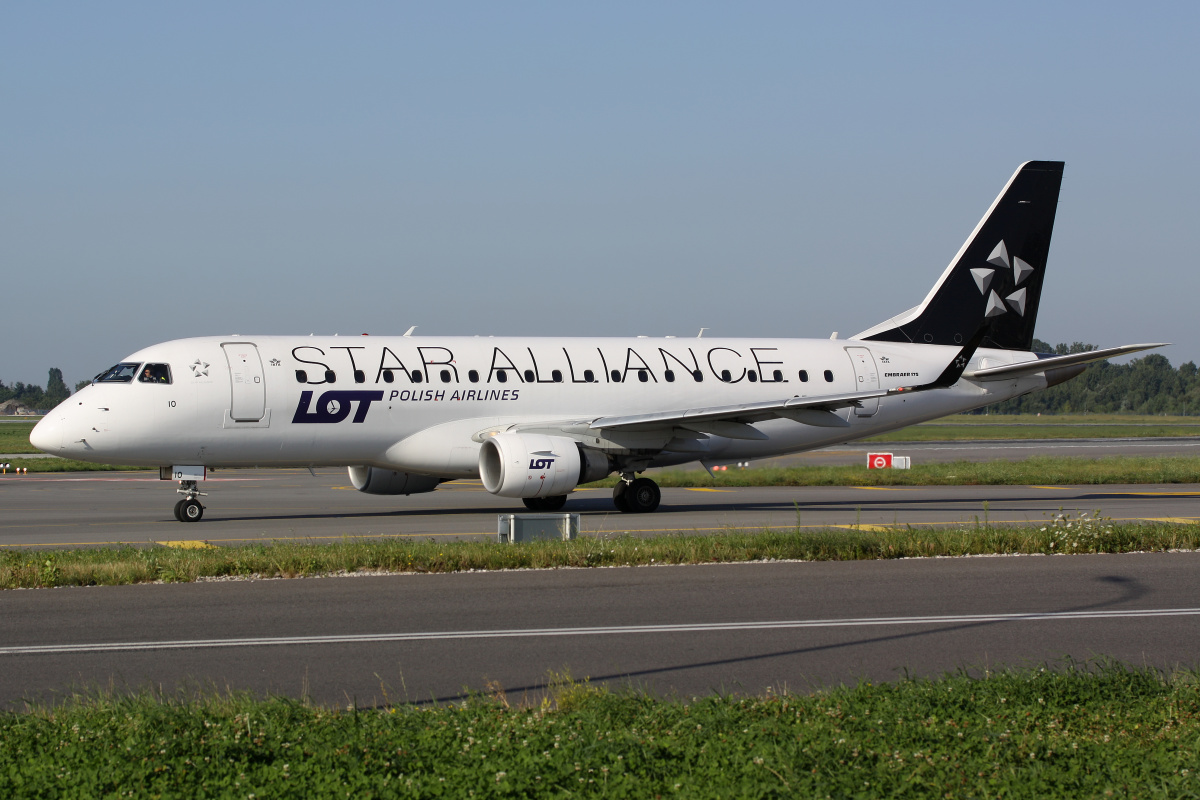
xmin=2 ymin=457 xmax=145 ymax=472
xmin=0 ymin=421 xmax=37 ymax=453
xmin=628 ymin=455 xmax=1200 ymax=487
xmin=5 ymin=516 xmax=1198 ymax=589
xmin=3 ymin=661 xmax=1198 ymax=798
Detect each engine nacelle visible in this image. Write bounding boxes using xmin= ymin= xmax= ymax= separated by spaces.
xmin=348 ymin=466 xmax=443 ymax=495
xmin=478 ymin=433 xmax=609 ymax=498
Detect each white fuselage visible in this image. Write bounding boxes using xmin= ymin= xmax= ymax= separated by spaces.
xmin=32 ymin=334 xmax=1044 ymax=476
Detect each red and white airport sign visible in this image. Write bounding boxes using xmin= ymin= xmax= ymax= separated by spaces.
xmin=867 ymin=452 xmax=893 ymax=469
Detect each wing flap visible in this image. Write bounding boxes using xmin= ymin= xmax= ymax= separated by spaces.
xmin=589 ymin=388 xmax=889 ymax=432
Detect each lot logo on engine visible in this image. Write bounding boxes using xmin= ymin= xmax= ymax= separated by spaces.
xmin=529 ymin=457 xmax=555 ymax=470
xmin=292 ymin=390 xmax=384 ymax=423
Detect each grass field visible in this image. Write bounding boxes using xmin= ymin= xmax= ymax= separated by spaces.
xmin=609 ymin=455 xmax=1200 ymax=487
xmin=4 ymin=516 xmax=1197 ymax=589
xmin=3 ymin=661 xmax=1196 ymax=798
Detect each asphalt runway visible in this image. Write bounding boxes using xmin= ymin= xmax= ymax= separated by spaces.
xmin=2 ymin=468 xmax=1200 ymax=547
xmin=1 ymin=552 xmax=1198 ymax=708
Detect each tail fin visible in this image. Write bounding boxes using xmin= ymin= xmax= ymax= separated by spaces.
xmin=856 ymin=161 xmax=1064 ymax=351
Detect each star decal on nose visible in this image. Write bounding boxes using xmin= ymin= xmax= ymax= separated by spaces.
xmin=190 ymin=360 xmax=210 ymax=377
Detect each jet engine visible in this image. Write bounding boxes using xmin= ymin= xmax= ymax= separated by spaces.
xmin=348 ymin=466 xmax=443 ymax=495
xmin=478 ymin=433 xmax=610 ymax=498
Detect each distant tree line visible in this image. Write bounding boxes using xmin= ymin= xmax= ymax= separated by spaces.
xmin=971 ymin=341 xmax=1200 ymax=415
xmin=0 ymin=368 xmax=72 ymax=411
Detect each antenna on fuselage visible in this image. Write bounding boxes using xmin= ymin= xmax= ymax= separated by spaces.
xmin=404 ymin=326 xmax=417 ymax=337
xmin=697 ymin=328 xmax=708 ymax=338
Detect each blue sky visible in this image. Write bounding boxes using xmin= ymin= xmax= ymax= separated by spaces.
xmin=3 ymin=2 xmax=1197 ymax=387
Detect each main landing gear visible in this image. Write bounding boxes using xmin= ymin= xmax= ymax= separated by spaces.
xmin=173 ymin=480 xmax=207 ymax=522
xmin=522 ymin=496 xmax=568 ymax=511
xmin=613 ymin=475 xmax=661 ymax=513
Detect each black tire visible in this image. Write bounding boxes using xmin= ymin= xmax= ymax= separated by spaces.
xmin=180 ymin=498 xmax=204 ymax=522
xmin=625 ymin=478 xmax=661 ymax=513
xmin=539 ymin=495 xmax=567 ymax=511
xmin=523 ymin=497 xmax=546 ymax=511
xmin=173 ymin=499 xmax=185 ymax=522
xmin=613 ymin=481 xmax=632 ymax=513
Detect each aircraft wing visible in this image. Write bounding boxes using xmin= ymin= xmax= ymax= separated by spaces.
xmin=961 ymin=343 xmax=1167 ymax=382
xmin=586 ymin=388 xmax=890 ymax=438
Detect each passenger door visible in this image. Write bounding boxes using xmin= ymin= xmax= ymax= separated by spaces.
xmin=221 ymin=342 xmax=266 ymax=422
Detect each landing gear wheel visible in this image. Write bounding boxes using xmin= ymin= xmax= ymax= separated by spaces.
xmin=613 ymin=481 xmax=631 ymax=513
xmin=524 ymin=495 xmax=570 ymax=511
xmin=625 ymin=478 xmax=661 ymax=513
xmin=541 ymin=495 xmax=567 ymax=511
xmin=179 ymin=498 xmax=204 ymax=522
xmin=173 ymin=499 xmax=186 ymax=522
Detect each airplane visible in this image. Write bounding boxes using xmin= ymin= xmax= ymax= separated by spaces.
xmin=30 ymin=161 xmax=1164 ymax=522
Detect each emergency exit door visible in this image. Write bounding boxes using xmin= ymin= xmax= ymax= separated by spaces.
xmin=222 ymin=343 xmax=266 ymax=421
xmin=844 ymin=346 xmax=880 ymax=416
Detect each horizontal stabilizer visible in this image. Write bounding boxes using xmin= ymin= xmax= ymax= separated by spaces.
xmin=962 ymin=343 xmax=1168 ymax=382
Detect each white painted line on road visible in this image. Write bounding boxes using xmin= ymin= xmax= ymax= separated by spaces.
xmin=4 ymin=607 xmax=1199 ymax=656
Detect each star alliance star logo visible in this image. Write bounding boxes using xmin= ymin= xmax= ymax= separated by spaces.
xmin=190 ymin=360 xmax=210 ymax=377
xmin=269 ymin=358 xmax=281 ymax=366
xmin=971 ymin=240 xmax=1033 ymax=319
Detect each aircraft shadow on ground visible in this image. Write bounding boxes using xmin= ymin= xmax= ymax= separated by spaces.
xmin=414 ymin=574 xmax=1149 ymax=707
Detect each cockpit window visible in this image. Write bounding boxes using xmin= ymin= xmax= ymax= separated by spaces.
xmin=138 ymin=364 xmax=172 ymax=384
xmin=96 ymin=363 xmax=142 ymax=383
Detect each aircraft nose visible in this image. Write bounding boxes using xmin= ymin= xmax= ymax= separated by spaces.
xmin=29 ymin=415 xmax=63 ymax=453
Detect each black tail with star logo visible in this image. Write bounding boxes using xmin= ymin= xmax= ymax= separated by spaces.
xmin=859 ymin=160 xmax=1064 ymax=352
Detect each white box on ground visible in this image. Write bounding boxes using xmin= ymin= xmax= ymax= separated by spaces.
xmin=498 ymin=513 xmax=580 ymax=543
xmin=160 ymin=465 xmax=207 ymax=481
xmin=893 ymin=456 xmax=911 ymax=469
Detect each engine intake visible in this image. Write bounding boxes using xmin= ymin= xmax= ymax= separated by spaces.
xmin=478 ymin=433 xmax=609 ymax=498
xmin=348 ymin=466 xmax=442 ymax=495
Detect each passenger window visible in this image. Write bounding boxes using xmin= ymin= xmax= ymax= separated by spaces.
xmin=137 ymin=364 xmax=172 ymax=384
xmin=497 ymin=371 xmax=508 ymax=383
xmin=551 ymin=370 xmax=563 ymax=383
xmin=98 ymin=363 xmax=141 ymax=383
xmin=296 ymin=370 xmax=308 ymax=383
xmin=824 ymin=370 xmax=834 ymax=382
xmin=583 ymin=370 xmax=595 ymax=383
xmin=324 ymin=370 xmax=336 ymax=383
xmin=354 ymin=370 xmax=366 ymax=384
xmin=747 ymin=370 xmax=758 ymax=383
xmin=411 ymin=370 xmax=422 ymax=383
xmin=610 ymin=370 xmax=622 ymax=382
xmin=720 ymin=369 xmax=731 ymax=382
xmin=524 ymin=369 xmax=535 ymax=382
xmin=383 ymin=370 xmax=395 ymax=383
xmin=468 ymin=370 xmax=479 ymax=383
xmin=440 ymin=370 xmax=452 ymax=383
xmin=799 ymin=370 xmax=809 ymax=382
xmin=664 ymin=370 xmax=675 ymax=382
xmin=638 ymin=370 xmax=648 ymax=383
xmin=692 ymin=370 xmax=703 ymax=382
xmin=773 ymin=369 xmax=783 ymax=382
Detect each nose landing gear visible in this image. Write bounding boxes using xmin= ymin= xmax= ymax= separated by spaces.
xmin=173 ymin=480 xmax=207 ymax=522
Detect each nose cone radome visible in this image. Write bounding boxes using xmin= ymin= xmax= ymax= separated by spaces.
xmin=29 ymin=415 xmax=62 ymax=453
